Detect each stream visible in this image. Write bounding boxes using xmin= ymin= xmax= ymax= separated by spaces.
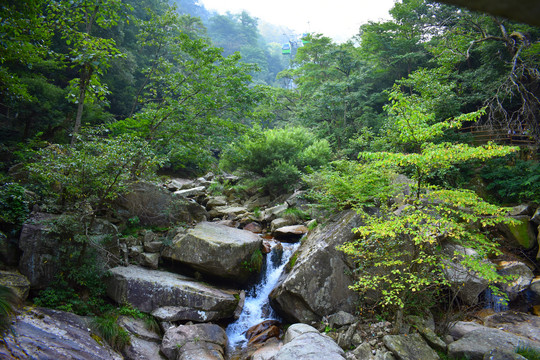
xmin=226 ymin=239 xmax=300 ymax=350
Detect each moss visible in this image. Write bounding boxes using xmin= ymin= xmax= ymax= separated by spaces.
xmin=289 ymin=253 xmax=298 ymax=268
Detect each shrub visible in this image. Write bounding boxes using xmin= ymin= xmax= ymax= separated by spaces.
xmin=0 ymin=182 xmax=30 ymax=230
xmin=303 ymin=160 xmax=395 ymax=211
xmin=91 ymin=315 xmax=131 ymax=351
xmin=0 ymin=285 xmax=17 ymax=334
xmin=220 ymin=126 xmax=332 ymax=193
xmin=516 ymin=345 xmax=540 ymax=360
xmin=480 ymin=155 xmax=540 ymax=204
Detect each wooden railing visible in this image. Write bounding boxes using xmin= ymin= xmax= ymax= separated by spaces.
xmin=460 ymin=126 xmax=537 ymax=146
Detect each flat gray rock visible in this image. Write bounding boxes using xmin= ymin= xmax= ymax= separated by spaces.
xmin=273 ymin=330 xmax=345 ymax=360
xmin=383 ymin=333 xmax=440 ymax=360
xmin=0 ymin=307 xmax=122 ymax=360
xmin=448 ymin=327 xmax=540 ymax=360
xmin=106 ymin=266 xmax=238 ymax=320
xmin=484 ymin=311 xmax=540 ymax=342
xmin=161 ymin=323 xmax=227 ymax=360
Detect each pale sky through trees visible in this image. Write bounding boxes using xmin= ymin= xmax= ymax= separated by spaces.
xmin=198 ymin=0 xmax=395 ymax=42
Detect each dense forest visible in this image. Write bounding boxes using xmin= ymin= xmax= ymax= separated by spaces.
xmin=1 ymin=0 xmax=540 ymax=349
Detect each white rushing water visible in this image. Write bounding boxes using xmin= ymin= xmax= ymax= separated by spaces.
xmin=226 ymin=240 xmax=300 ymax=349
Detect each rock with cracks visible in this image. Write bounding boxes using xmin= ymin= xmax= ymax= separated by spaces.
xmin=106 ymin=266 xmax=238 ymax=321
xmin=271 ymin=324 xmax=345 ymax=360
xmin=0 ymin=307 xmax=122 ymax=360
xmin=162 ymin=222 xmax=262 ymax=284
xmin=270 ymin=210 xmax=361 ymax=323
xmin=161 ymin=323 xmax=228 ymax=360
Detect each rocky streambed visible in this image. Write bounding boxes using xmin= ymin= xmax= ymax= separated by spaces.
xmin=2 ymin=173 xmax=540 ymax=359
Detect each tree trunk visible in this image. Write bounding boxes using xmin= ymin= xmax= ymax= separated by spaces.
xmin=70 ymin=68 xmax=91 ymax=146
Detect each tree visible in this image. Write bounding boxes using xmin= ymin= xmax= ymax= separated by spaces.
xmin=339 ymin=72 xmax=518 ymax=320
xmin=0 ymin=0 xmax=52 ymax=103
xmin=27 ymin=128 xmax=162 ymax=313
xmin=46 ymin=0 xmax=132 ymax=144
xmin=430 ymin=9 xmax=540 ymax=141
xmin=220 ymin=126 xmax=332 ymax=193
xmin=111 ymin=8 xmax=262 ymax=172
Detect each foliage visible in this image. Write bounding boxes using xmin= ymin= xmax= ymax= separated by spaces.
xmin=303 ymin=160 xmax=395 ymax=211
xmin=34 ymin=247 xmax=112 ymax=316
xmin=339 ymin=185 xmax=514 ymax=312
xmin=28 ymin=129 xmax=162 ymax=213
xmin=283 ymin=207 xmax=310 ymax=222
xmin=220 ymin=126 xmax=332 ymax=193
xmin=0 ymin=182 xmax=30 ymax=230
xmin=109 ymin=7 xmax=263 ymax=172
xmin=339 ymin=79 xmax=518 ymax=316
xmin=0 ymin=285 xmax=18 ymax=334
xmin=480 ymin=155 xmax=540 ymax=204
xmin=243 ymin=249 xmax=263 ymax=273
xmin=516 ymin=345 xmax=540 ymax=360
xmin=28 ymin=130 xmax=161 ymax=315
xmin=91 ymin=315 xmax=131 ymax=351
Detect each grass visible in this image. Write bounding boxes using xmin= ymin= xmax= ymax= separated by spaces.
xmin=516 ymin=345 xmax=540 ymax=360
xmin=91 ymin=315 xmax=131 ymax=351
xmin=0 ymin=285 xmax=17 ymax=334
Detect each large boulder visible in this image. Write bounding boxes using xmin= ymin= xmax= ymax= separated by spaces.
xmin=441 ymin=244 xmax=488 ymax=305
xmin=448 ymin=326 xmax=540 ymax=360
xmin=18 ymin=212 xmax=121 ymax=289
xmin=115 ymin=182 xmax=207 ymax=227
xmin=106 ymin=266 xmax=239 ymax=321
xmin=18 ymin=212 xmax=60 ymax=289
xmin=271 ymin=324 xmax=345 ymax=360
xmin=0 ymin=307 xmax=122 ymax=360
xmin=498 ymin=215 xmax=536 ymax=250
xmin=0 ymin=270 xmax=30 ymax=301
xmin=161 ymin=323 xmax=228 ymax=360
xmin=118 ymin=316 xmax=165 ymax=360
xmin=269 ymin=210 xmax=361 ymax=323
xmin=383 ymin=333 xmax=440 ymax=360
xmin=162 ymin=222 xmax=262 ymax=283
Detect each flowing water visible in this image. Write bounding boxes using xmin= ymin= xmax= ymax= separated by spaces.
xmin=226 ymin=240 xmax=300 ymax=349
xmin=483 ymin=287 xmax=509 ymax=312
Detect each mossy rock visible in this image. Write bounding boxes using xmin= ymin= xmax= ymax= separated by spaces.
xmin=499 ymin=215 xmax=536 ymax=250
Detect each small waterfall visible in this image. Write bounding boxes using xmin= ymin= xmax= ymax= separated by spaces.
xmin=484 ymin=287 xmax=509 ymax=312
xmin=226 ymin=240 xmax=300 ymax=349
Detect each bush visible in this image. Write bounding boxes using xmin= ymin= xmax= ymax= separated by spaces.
xmin=0 ymin=182 xmax=30 ymax=230
xmin=91 ymin=315 xmax=131 ymax=351
xmin=0 ymin=285 xmax=17 ymax=334
xmin=480 ymin=155 xmax=540 ymax=204
xmin=220 ymin=126 xmax=332 ymax=193
xmin=303 ymin=160 xmax=395 ymax=211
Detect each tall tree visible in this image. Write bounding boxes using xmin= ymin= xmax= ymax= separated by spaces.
xmin=46 ymin=0 xmax=132 ymax=144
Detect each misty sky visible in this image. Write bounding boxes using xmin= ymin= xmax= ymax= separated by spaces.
xmin=198 ymin=0 xmax=396 ymax=42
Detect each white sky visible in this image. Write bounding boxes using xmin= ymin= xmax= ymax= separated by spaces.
xmin=198 ymin=0 xmax=396 ymax=42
